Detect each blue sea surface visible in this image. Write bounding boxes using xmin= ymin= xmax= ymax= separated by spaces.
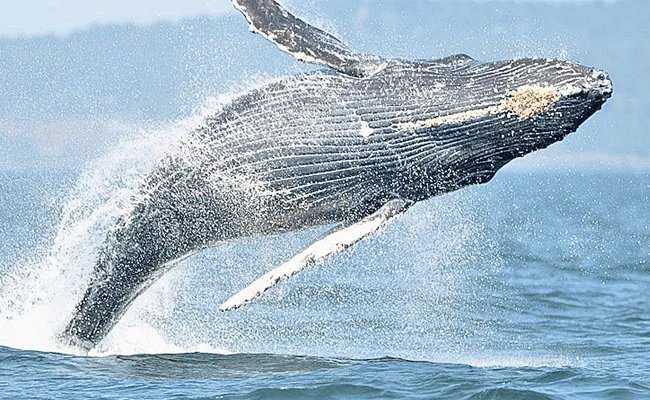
xmin=1 ymin=0 xmax=649 ymax=397
xmin=0 ymin=170 xmax=648 ymax=399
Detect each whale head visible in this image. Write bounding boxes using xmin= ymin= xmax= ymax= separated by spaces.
xmin=391 ymin=57 xmax=612 ymax=197
xmin=464 ymin=58 xmax=612 ymax=179
xmin=490 ymin=59 xmax=613 ymax=147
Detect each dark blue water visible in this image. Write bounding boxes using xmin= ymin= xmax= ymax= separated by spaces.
xmin=3 ymin=349 xmax=648 ymax=400
xmin=0 ymin=170 xmax=648 ymax=399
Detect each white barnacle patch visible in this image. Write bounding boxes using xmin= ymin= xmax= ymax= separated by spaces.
xmin=397 ymin=85 xmax=563 ymax=131
xmin=360 ymin=120 xmax=373 ymax=138
xmin=504 ymin=85 xmax=562 ymax=119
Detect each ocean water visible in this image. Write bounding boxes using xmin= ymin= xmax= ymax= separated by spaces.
xmin=0 ymin=161 xmax=648 ymax=398
xmin=1 ymin=0 xmax=648 ymax=395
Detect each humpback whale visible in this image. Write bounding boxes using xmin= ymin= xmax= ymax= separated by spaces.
xmin=61 ymin=0 xmax=612 ymax=350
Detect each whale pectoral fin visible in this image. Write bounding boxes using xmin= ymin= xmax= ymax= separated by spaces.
xmin=219 ymin=199 xmax=411 ymax=312
xmin=231 ymin=0 xmax=383 ymax=77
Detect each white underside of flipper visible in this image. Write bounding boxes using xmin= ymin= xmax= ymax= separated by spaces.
xmin=220 ymin=199 xmax=410 ymax=311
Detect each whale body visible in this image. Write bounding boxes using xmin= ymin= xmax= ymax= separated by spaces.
xmin=61 ymin=0 xmax=612 ymax=350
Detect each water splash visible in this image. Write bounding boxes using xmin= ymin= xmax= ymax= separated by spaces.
xmin=0 ymin=101 xmax=227 ymax=355
xmin=1 ymin=91 xmax=513 ymax=363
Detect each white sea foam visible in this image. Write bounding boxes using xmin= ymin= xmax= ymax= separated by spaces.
xmin=0 ymin=76 xmax=292 ymax=356
xmin=0 ymin=108 xmax=217 ymax=355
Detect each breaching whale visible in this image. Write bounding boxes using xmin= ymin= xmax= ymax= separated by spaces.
xmin=61 ymin=0 xmax=612 ymax=350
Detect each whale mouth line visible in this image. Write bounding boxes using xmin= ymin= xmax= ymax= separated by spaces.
xmin=396 ymin=85 xmax=565 ymax=131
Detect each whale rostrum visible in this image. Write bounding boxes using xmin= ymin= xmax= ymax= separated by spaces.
xmin=61 ymin=0 xmax=612 ymax=350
